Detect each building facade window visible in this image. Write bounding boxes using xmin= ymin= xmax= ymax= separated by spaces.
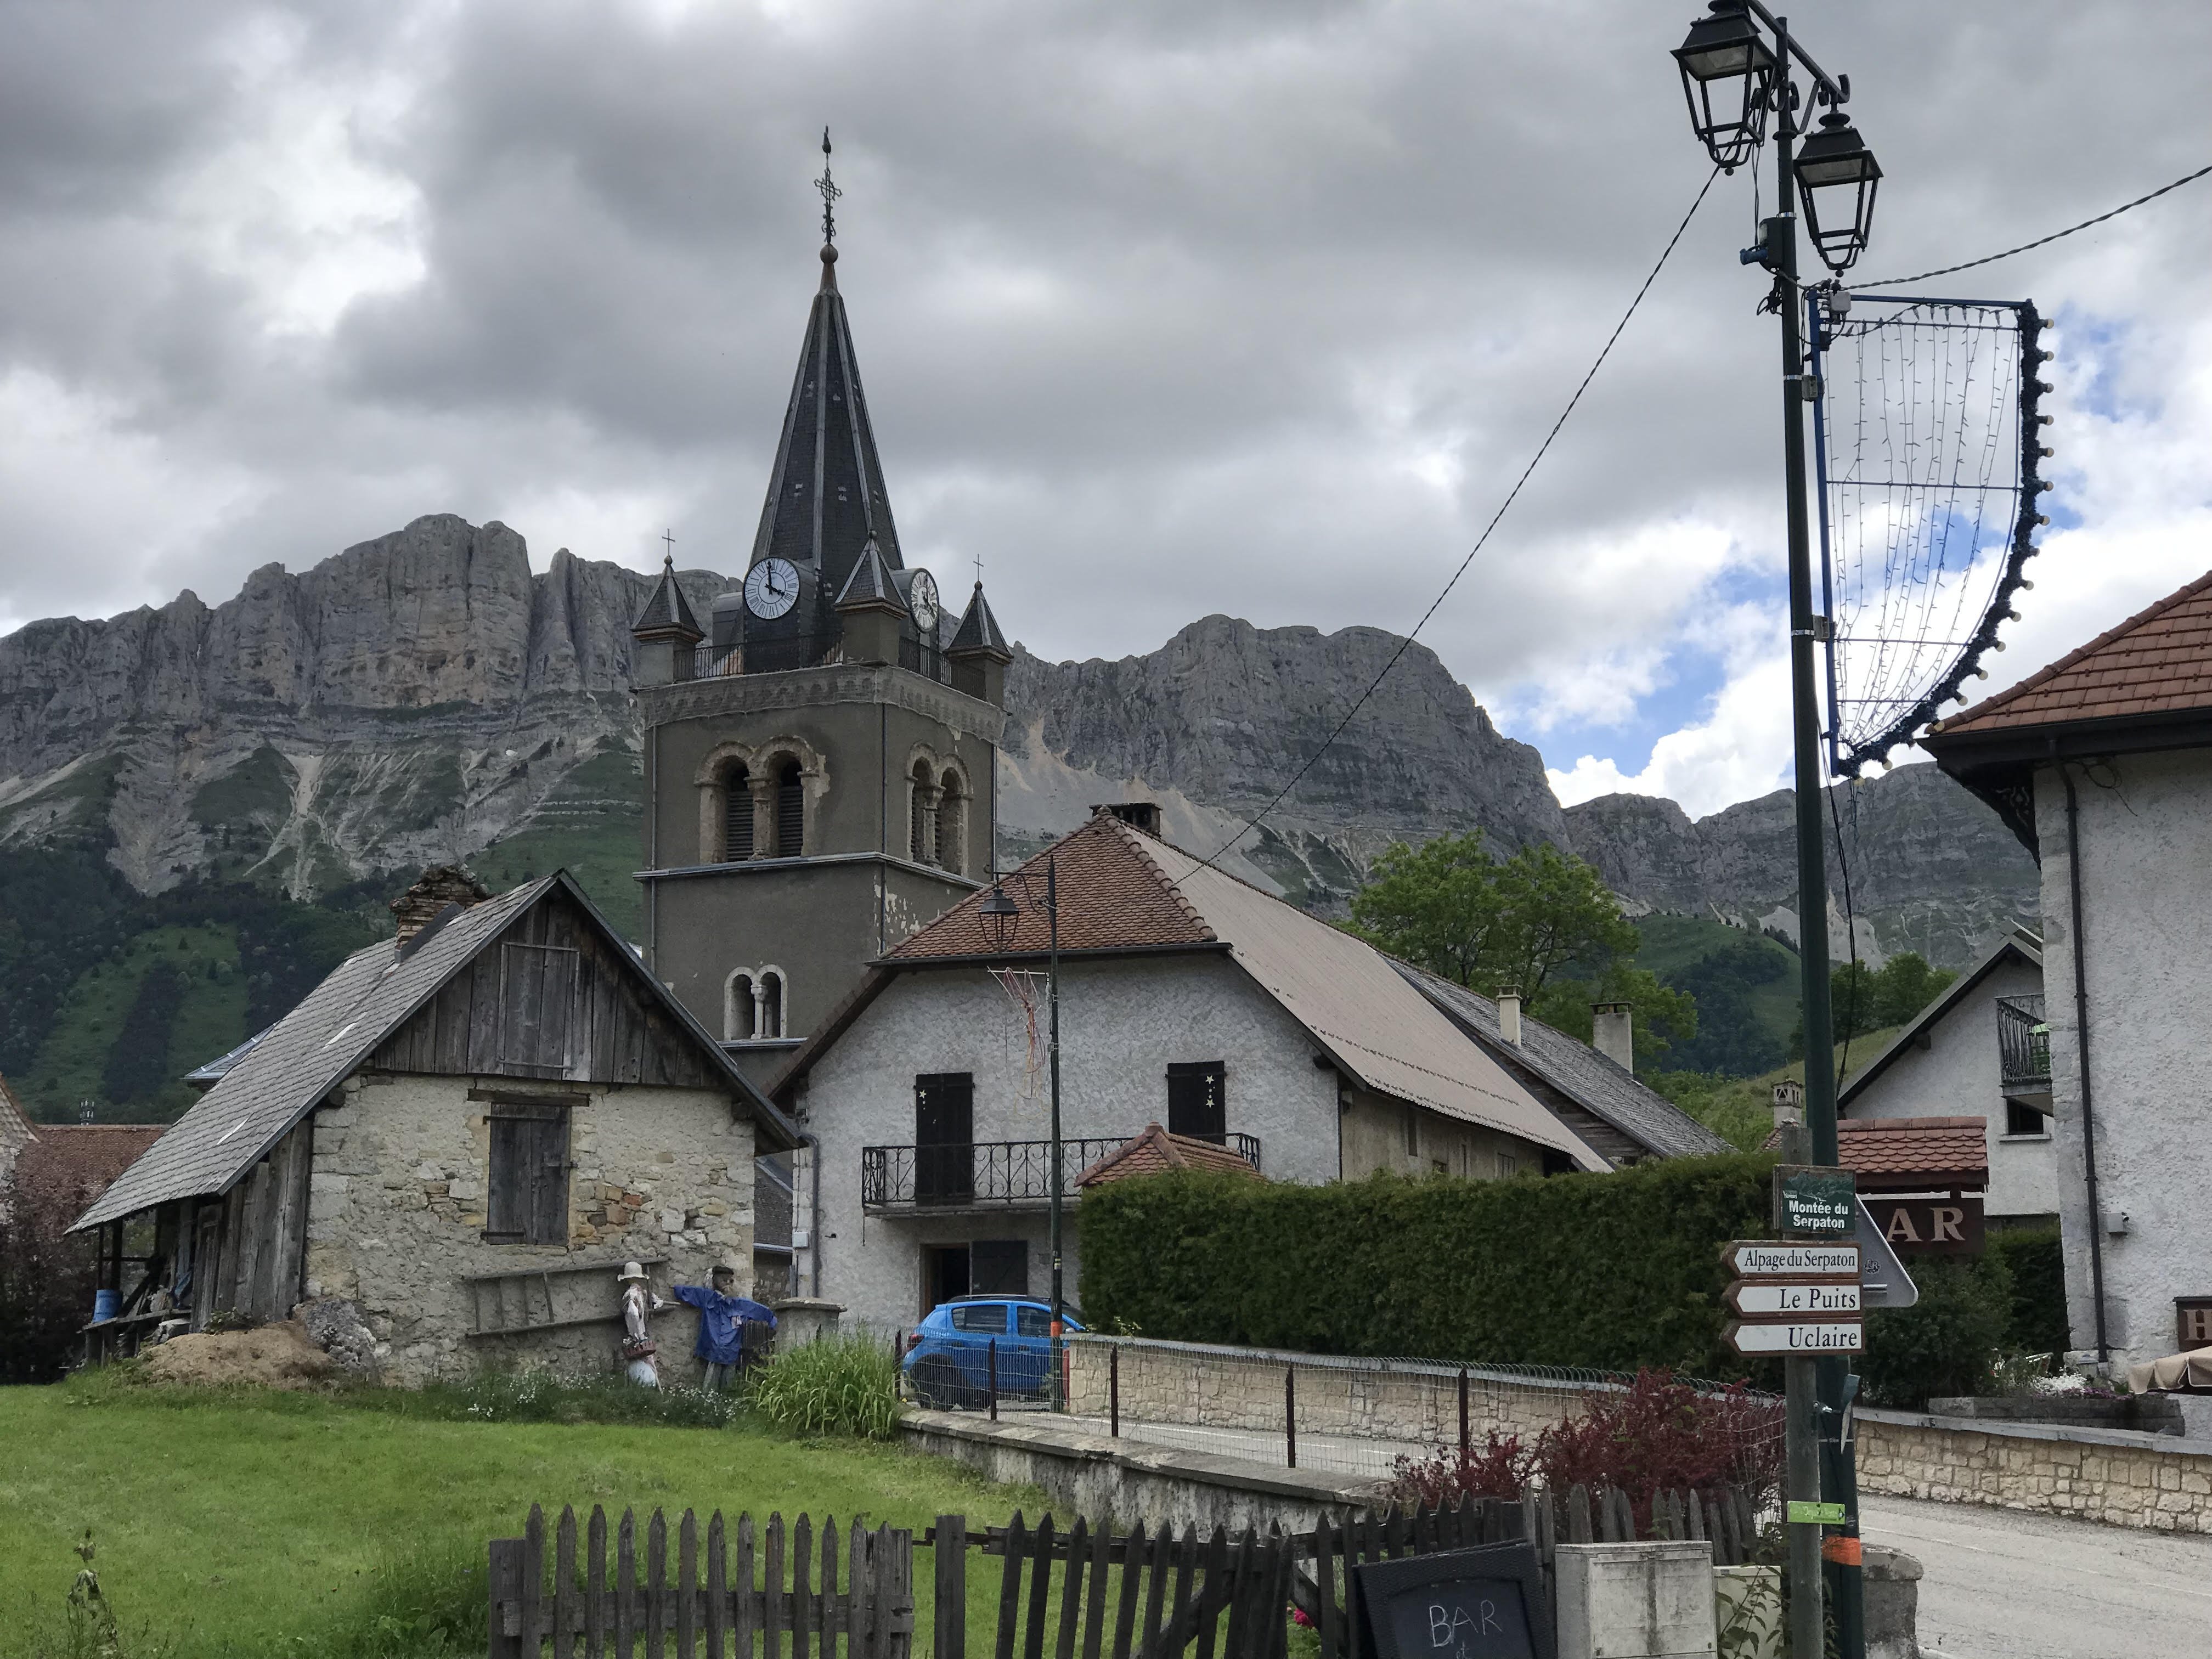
xmin=935 ymin=770 xmax=966 ymax=873
xmin=723 ymin=762 xmax=753 ymax=860
xmin=775 ymin=760 xmax=805 ymax=856
xmin=725 ymin=972 xmax=757 ymax=1040
xmin=1166 ymin=1061 xmax=1227 ymax=1142
xmin=759 ymin=969 xmax=786 ymax=1039
xmin=2004 ymin=1098 xmax=2048 ymax=1137
xmin=909 ymin=759 xmax=935 ymax=862
xmin=486 ymin=1103 xmax=569 ymax=1244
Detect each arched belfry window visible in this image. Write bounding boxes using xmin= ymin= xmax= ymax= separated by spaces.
xmin=723 ymin=763 xmax=753 ymax=861
xmin=909 ymin=759 xmax=936 ymax=862
xmin=759 ymin=969 xmax=786 ymax=1039
xmin=935 ymin=770 xmax=966 ymax=874
xmin=725 ymin=972 xmax=757 ymax=1041
xmin=775 ymin=761 xmax=805 ymax=856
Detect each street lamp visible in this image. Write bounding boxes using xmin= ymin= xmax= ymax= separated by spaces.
xmin=1793 ymin=112 xmax=1882 ymax=273
xmin=1672 ymin=2 xmax=1776 ymax=171
xmin=1668 ymin=7 xmax=1872 ymax=1656
xmin=973 ymin=861 xmax=1067 ymax=1412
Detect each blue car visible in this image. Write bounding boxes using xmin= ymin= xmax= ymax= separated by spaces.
xmin=902 ymin=1296 xmax=1086 ymax=1407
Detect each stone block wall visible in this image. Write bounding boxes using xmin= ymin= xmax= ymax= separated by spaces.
xmin=1066 ymin=1336 xmax=1603 ymax=1446
xmin=305 ymin=1073 xmax=755 ymax=1384
xmin=1857 ymin=1408 xmax=2212 ymax=1532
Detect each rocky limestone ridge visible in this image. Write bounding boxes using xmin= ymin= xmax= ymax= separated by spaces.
xmin=0 ymin=515 xmax=2038 ymax=966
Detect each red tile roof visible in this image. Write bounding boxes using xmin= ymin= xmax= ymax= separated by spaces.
xmin=1074 ymin=1124 xmax=1265 ymax=1188
xmin=889 ymin=813 xmax=1215 ymax=958
xmin=1836 ymin=1116 xmax=1988 ymax=1189
xmin=1933 ymin=569 xmax=2212 ymax=736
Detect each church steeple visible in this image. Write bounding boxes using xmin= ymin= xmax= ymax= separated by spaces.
xmin=747 ymin=131 xmax=902 ymax=631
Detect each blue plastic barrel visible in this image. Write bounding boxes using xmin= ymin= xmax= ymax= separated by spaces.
xmin=93 ymin=1289 xmax=120 ymax=1323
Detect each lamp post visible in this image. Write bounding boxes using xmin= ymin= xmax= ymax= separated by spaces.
xmin=1672 ymin=6 xmax=1880 ymax=1657
xmin=977 ymin=861 xmax=1067 ymax=1412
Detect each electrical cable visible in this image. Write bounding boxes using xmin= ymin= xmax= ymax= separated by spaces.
xmin=1848 ymin=160 xmax=2212 ymax=291
xmin=1201 ymin=162 xmax=1725 ymax=867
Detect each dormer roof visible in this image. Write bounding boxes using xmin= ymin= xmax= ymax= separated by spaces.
xmin=631 ymin=556 xmax=703 ymax=642
xmin=834 ymin=535 xmax=906 ymax=613
xmin=948 ymin=583 xmax=1011 ymax=658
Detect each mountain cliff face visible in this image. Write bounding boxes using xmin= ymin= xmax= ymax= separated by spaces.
xmin=0 ymin=514 xmax=2037 ymax=970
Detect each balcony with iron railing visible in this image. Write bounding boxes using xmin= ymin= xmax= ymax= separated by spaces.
xmin=1997 ymin=994 xmax=2051 ymax=1100
xmin=676 ymin=632 xmax=950 ymax=686
xmin=861 ymin=1133 xmax=1262 ymax=1212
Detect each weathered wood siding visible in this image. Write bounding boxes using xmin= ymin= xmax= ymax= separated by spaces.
xmin=370 ymin=889 xmax=721 ymax=1091
xmin=200 ymin=1118 xmax=315 ymax=1323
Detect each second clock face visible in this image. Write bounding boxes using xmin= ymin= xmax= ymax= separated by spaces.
xmin=744 ymin=558 xmax=800 ymax=620
xmin=907 ymin=568 xmax=940 ymax=631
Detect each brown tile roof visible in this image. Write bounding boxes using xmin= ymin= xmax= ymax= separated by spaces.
xmin=13 ymin=1125 xmax=166 ymax=1221
xmin=1932 ymin=569 xmax=2212 ymax=736
xmin=889 ymin=813 xmax=1216 ymax=958
xmin=1075 ymin=1124 xmax=1265 ymax=1188
xmin=1836 ymin=1116 xmax=1988 ymax=1189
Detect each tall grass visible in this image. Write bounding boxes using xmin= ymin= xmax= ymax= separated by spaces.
xmin=746 ymin=1334 xmax=901 ymax=1439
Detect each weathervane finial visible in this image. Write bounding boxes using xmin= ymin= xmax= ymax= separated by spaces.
xmin=815 ymin=127 xmax=842 ymax=247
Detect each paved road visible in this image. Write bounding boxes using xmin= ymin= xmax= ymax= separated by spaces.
xmin=1861 ymin=1494 xmax=2212 ymax=1659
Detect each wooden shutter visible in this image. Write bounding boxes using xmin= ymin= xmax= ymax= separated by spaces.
xmin=500 ymin=943 xmax=578 ymax=1071
xmin=776 ymin=767 xmax=805 ymax=855
xmin=487 ymin=1104 xmax=570 ymax=1244
xmin=724 ymin=768 xmax=753 ymax=860
xmin=1166 ymin=1061 xmax=1227 ymax=1142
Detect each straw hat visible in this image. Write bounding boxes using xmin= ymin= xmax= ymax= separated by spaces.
xmin=617 ymin=1261 xmax=651 ymax=1285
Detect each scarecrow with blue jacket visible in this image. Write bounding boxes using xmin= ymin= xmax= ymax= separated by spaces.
xmin=672 ymin=1256 xmax=777 ymax=1391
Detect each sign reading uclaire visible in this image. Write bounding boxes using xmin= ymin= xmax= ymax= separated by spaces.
xmin=1350 ymin=1542 xmax=1554 ymax=1659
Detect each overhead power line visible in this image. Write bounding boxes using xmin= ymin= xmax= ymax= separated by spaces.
xmin=1203 ymin=164 xmax=1724 ymax=867
xmin=1848 ymin=160 xmax=2212 ymax=291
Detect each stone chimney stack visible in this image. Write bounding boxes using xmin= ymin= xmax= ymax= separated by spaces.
xmin=1096 ymin=800 xmax=1164 ymax=839
xmin=1496 ymin=988 xmax=1523 ymax=1047
xmin=391 ymin=865 xmax=492 ymax=947
xmin=1591 ymin=1002 xmax=1634 ymax=1071
xmin=1771 ymin=1078 xmax=1805 ymax=1133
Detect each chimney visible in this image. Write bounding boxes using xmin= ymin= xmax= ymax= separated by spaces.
xmin=391 ymin=865 xmax=492 ymax=949
xmin=1591 ymin=1002 xmax=1634 ymax=1071
xmin=1770 ymin=1078 xmax=1805 ymax=1132
xmin=1496 ymin=988 xmax=1522 ymax=1047
xmin=1096 ymin=800 xmax=1164 ymax=838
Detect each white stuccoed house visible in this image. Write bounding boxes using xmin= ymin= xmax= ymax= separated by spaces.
xmin=766 ymin=804 xmax=1625 ymax=1329
xmin=1927 ymin=567 xmax=2212 ymax=1372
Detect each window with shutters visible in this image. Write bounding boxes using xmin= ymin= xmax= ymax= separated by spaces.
xmin=775 ymin=760 xmax=805 ymax=856
xmin=1165 ymin=1061 xmax=1227 ymax=1143
xmin=909 ymin=760 xmax=934 ymax=862
xmin=723 ymin=762 xmax=753 ymax=860
xmin=914 ymin=1072 xmax=975 ymax=1205
xmin=935 ymin=772 xmax=965 ymax=874
xmin=486 ymin=1104 xmax=570 ymax=1244
xmin=500 ymin=944 xmax=578 ymax=1070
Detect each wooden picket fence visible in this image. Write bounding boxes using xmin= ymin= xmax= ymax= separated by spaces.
xmin=487 ymin=1506 xmax=913 ymax=1658
xmin=489 ymin=1486 xmax=1763 ymax=1658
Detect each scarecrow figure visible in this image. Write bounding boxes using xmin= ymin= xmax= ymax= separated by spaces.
xmin=672 ymin=1256 xmax=778 ymax=1391
xmin=617 ymin=1260 xmax=672 ymax=1386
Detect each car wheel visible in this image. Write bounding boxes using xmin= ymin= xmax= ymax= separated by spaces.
xmin=910 ymin=1356 xmax=966 ymax=1410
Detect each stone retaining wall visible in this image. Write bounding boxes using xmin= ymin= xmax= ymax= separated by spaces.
xmin=1858 ymin=1407 xmax=2212 ymax=1532
xmin=1065 ymin=1335 xmax=1602 ymax=1447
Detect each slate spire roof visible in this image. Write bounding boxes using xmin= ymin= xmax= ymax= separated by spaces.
xmin=949 ymin=582 xmax=1011 ymax=657
xmin=833 ymin=534 xmax=905 ymax=612
xmin=749 ymin=244 xmax=905 ymax=627
xmin=632 ymin=555 xmax=703 ymax=641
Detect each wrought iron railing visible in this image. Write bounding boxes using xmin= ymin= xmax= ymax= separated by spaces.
xmin=861 ymin=1133 xmax=1262 ymax=1209
xmin=1997 ymin=994 xmax=2050 ymax=1092
xmin=672 ymin=631 xmax=952 ymax=684
xmin=898 ymin=635 xmax=947 ymax=684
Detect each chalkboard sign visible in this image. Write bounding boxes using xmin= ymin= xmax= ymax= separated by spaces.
xmin=1349 ymin=1541 xmax=1554 ymax=1659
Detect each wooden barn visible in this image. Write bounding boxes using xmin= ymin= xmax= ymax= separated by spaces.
xmin=71 ymin=868 xmax=799 ymax=1383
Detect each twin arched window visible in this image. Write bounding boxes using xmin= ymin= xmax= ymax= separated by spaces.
xmin=725 ymin=967 xmax=788 ymax=1041
xmin=706 ymin=747 xmax=814 ymax=864
xmin=907 ymin=758 xmax=967 ymax=874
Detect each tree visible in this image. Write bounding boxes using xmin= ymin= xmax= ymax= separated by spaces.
xmin=1532 ymin=964 xmax=1697 ymax=1071
xmin=1829 ymin=952 xmax=1956 ymax=1040
xmin=1349 ymin=831 xmax=1638 ymax=1000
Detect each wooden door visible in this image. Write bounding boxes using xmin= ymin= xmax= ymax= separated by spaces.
xmin=914 ymin=1074 xmax=974 ymax=1205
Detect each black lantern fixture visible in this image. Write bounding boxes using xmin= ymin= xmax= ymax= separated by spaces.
xmin=1672 ymin=1 xmax=1777 ymax=171
xmin=1793 ymin=111 xmax=1882 ymax=273
xmin=979 ymin=882 xmax=1020 ymax=952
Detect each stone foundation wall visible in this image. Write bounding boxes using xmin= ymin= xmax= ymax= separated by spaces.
xmin=305 ymin=1073 xmax=754 ymax=1384
xmin=1066 ymin=1336 xmax=1604 ymax=1446
xmin=1858 ymin=1408 xmax=2212 ymax=1532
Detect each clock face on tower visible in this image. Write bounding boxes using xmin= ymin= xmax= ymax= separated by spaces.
xmin=744 ymin=558 xmax=800 ymax=620
xmin=907 ymin=568 xmax=939 ymax=633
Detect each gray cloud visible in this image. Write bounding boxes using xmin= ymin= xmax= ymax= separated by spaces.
xmin=3 ymin=0 xmax=2209 ymax=814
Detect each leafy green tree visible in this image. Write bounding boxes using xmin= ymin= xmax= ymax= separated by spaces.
xmin=1664 ymin=939 xmax=1790 ymax=1075
xmin=1829 ymin=952 xmax=1956 ymax=1040
xmin=1532 ymin=964 xmax=1697 ymax=1071
xmin=1349 ymin=831 xmax=1637 ymax=999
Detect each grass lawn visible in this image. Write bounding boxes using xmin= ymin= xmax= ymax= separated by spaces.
xmin=0 ymin=1380 xmax=1045 ymax=1659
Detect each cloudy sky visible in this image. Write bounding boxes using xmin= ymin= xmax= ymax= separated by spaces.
xmin=4 ymin=0 xmax=2209 ymax=817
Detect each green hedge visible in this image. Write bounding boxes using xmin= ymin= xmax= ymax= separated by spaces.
xmin=1857 ymin=1254 xmax=2013 ymax=1407
xmin=1077 ymin=1155 xmax=1776 ymax=1378
xmin=1988 ymin=1226 xmax=2069 ymax=1356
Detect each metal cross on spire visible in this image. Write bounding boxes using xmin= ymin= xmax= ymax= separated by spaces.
xmin=815 ymin=127 xmax=842 ymax=246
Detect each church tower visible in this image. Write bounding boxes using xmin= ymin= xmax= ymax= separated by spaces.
xmin=631 ymin=146 xmax=1013 ymax=1080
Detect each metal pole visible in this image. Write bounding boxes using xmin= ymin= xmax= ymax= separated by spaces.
xmin=1459 ymin=1368 xmax=1471 ymax=1458
xmin=1285 ymin=1365 xmax=1297 ymax=1469
xmin=988 ymin=1338 xmax=998 ymax=1422
xmin=1110 ymin=1345 xmax=1120 ymax=1438
xmin=1777 ymin=1110 xmax=1824 ymax=1659
xmin=1047 ymin=855 xmax=1065 ymax=1412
